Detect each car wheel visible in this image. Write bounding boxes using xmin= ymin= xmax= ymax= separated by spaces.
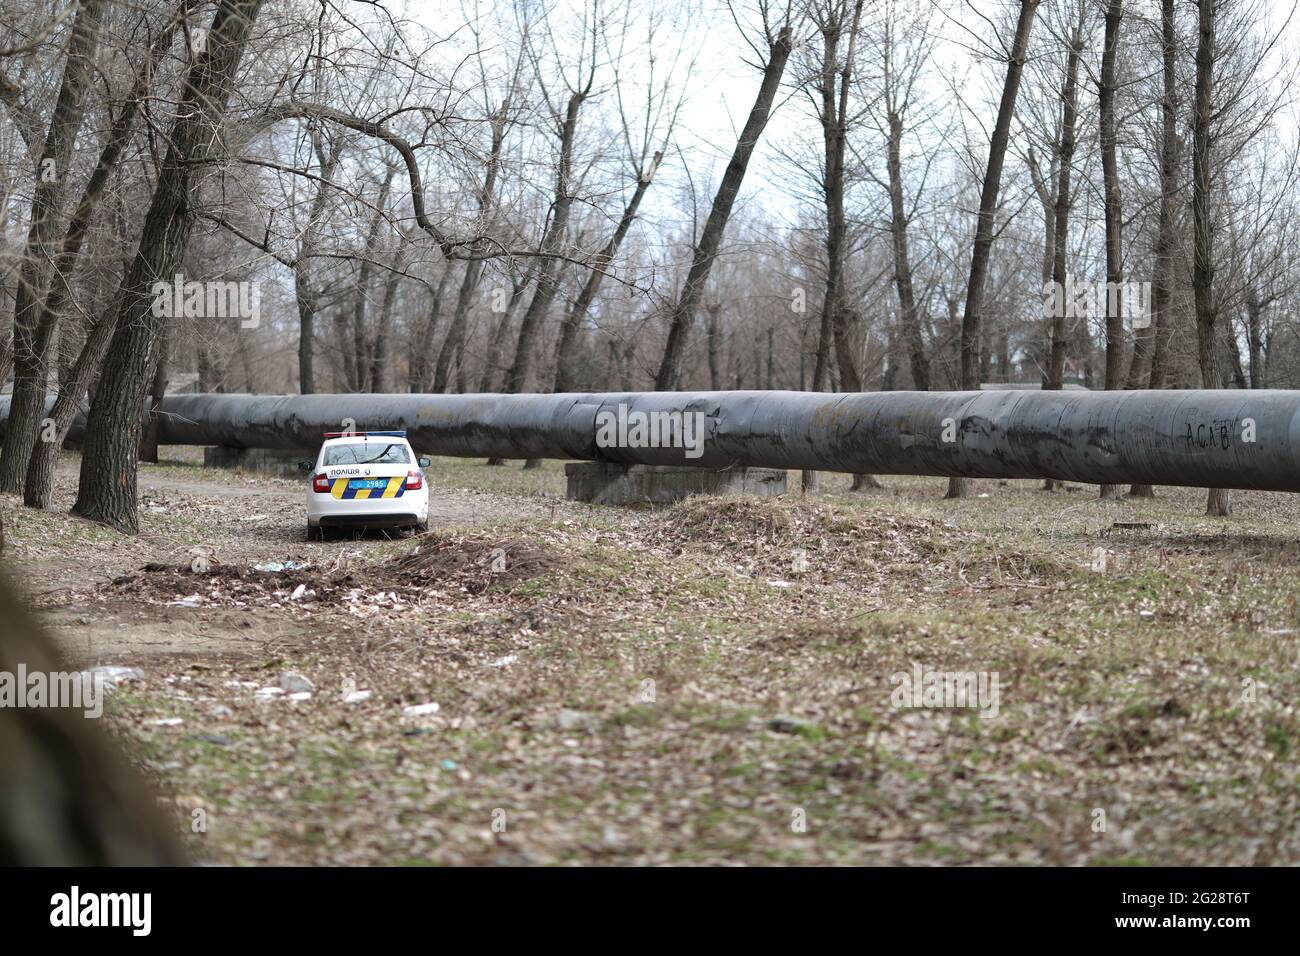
xmin=307 ymin=522 xmax=322 ymax=542
xmin=416 ymin=518 xmax=429 ymax=534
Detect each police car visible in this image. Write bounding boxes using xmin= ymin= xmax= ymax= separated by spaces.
xmin=301 ymin=431 xmax=431 ymax=540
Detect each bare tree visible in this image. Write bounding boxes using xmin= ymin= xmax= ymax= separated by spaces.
xmin=1128 ymin=0 xmax=1182 ymax=497
xmin=0 ymin=0 xmax=108 ymax=493
xmin=1098 ymin=0 xmax=1125 ymax=501
xmin=1192 ymin=0 xmax=1229 ymax=516
xmin=504 ymin=0 xmax=606 ymax=396
xmin=654 ymin=2 xmax=797 ymax=389
xmin=948 ymin=0 xmax=1041 ymax=499
xmin=73 ymin=0 xmax=267 ymax=532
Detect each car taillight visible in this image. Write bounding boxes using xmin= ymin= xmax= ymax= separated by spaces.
xmin=405 ymin=470 xmax=423 ymax=490
xmin=312 ymin=473 xmax=331 ymax=493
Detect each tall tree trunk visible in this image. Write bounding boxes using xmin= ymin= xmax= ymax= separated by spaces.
xmin=888 ymin=111 xmax=928 ymax=391
xmin=423 ymin=105 xmax=510 ymax=392
xmin=348 ymin=168 xmax=395 ymax=392
xmin=1044 ymin=20 xmax=1081 ymax=395
xmin=1028 ymin=143 xmax=1059 ymax=401
xmin=1099 ymin=0 xmax=1125 ymax=501
xmin=1129 ymin=0 xmax=1180 ymax=498
xmin=766 ymin=326 xmax=775 ymax=388
xmin=480 ymin=277 xmax=528 ymax=393
xmin=72 ymin=0 xmax=266 ymax=533
xmin=707 ymin=303 xmax=722 ymax=390
xmin=13 ymin=13 xmax=184 ymax=508
xmin=655 ymin=27 xmax=793 ymax=390
xmin=1246 ymin=293 xmax=1264 ymax=387
xmin=1192 ymin=0 xmax=1230 ymax=517
xmin=296 ymin=266 xmax=320 ymax=394
xmin=0 ymin=0 xmax=107 ymax=492
xmin=810 ymin=6 xmax=873 ymax=492
xmin=948 ymin=0 xmax=1040 ymax=499
xmin=23 ymin=306 xmax=118 ymax=509
xmin=1039 ymin=17 xmax=1082 ymax=493
xmin=507 ymin=91 xmax=587 ymax=393
xmin=368 ymin=246 xmax=404 ymax=392
xmin=294 ymin=131 xmax=343 ymax=395
xmin=407 ymin=263 xmax=456 ymax=392
xmin=137 ymin=324 xmax=169 ymax=464
xmin=553 ymin=154 xmax=660 ymax=392
xmin=431 ymin=261 xmax=481 ymax=392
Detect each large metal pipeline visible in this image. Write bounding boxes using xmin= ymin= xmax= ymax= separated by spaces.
xmin=4 ymin=389 xmax=1299 ymax=491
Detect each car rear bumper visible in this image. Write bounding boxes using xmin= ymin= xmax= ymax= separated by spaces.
xmin=307 ymin=484 xmax=428 ymax=528
xmin=317 ymin=512 xmax=421 ymax=529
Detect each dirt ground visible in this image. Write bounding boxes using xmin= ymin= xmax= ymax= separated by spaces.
xmin=3 ymin=449 xmax=1298 ymax=865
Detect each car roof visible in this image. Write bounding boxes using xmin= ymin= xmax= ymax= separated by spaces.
xmin=321 ymin=432 xmax=412 ymax=444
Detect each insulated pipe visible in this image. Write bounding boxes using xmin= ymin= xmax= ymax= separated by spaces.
xmin=146 ymin=390 xmax=1300 ymax=492
xmin=0 ymin=396 xmax=88 ymax=444
xmin=4 ymin=390 xmax=1299 ymax=492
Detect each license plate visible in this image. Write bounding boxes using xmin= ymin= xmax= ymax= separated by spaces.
xmin=349 ymin=478 xmax=388 ymax=490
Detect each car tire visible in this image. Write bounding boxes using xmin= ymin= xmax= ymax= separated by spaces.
xmin=307 ymin=522 xmax=322 ymax=542
xmin=416 ymin=518 xmax=429 ymax=534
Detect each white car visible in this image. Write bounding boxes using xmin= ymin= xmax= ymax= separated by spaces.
xmin=301 ymin=431 xmax=430 ymax=540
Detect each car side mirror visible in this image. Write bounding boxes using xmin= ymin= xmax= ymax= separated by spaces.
xmin=418 ymin=456 xmax=431 ymax=468
xmin=297 ymin=460 xmax=314 ymax=472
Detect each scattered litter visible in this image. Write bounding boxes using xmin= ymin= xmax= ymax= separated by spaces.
xmin=253 ymin=560 xmax=308 ymax=573
xmin=255 ymin=687 xmax=285 ymax=700
xmin=150 ymin=717 xmax=183 ymax=727
xmin=241 ymin=514 xmax=270 ymax=523
xmin=440 ymin=759 xmax=457 ymax=771
xmin=190 ymin=554 xmax=210 ymax=574
xmin=185 ymin=733 xmax=230 ymax=746
xmin=403 ymin=702 xmax=440 ymax=717
xmin=555 ymin=708 xmax=592 ymax=732
xmin=344 ymin=690 xmax=372 ymax=704
xmin=279 ymin=671 xmax=314 ymax=694
xmin=766 ymin=579 xmax=792 ymax=588
xmin=288 ymin=691 xmax=312 ymax=702
xmin=87 ymin=665 xmax=143 ymax=687
xmin=767 ymin=715 xmax=811 ymax=735
xmin=168 ymin=594 xmax=204 ymax=608
xmin=489 ymin=655 xmax=518 ymax=668
xmin=1086 ymin=547 xmax=1117 ymax=574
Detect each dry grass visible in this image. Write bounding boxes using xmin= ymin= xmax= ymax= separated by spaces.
xmin=5 ymin=456 xmax=1299 ymax=864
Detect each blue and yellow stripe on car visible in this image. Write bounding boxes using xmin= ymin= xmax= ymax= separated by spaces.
xmin=330 ymin=477 xmax=405 ymax=500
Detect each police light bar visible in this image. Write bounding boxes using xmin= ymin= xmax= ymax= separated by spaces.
xmin=322 ymin=430 xmax=408 ymax=438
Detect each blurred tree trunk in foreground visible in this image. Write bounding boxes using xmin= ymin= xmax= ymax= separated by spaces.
xmin=0 ymin=541 xmax=182 ymax=864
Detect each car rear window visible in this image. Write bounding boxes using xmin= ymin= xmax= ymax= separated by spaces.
xmin=323 ymin=442 xmax=411 ymax=466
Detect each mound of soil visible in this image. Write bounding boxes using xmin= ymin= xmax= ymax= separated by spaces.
xmin=105 ymin=535 xmax=559 ymax=609
xmin=383 ymin=538 xmax=557 ymax=594
xmin=650 ymin=495 xmax=1067 ymax=590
